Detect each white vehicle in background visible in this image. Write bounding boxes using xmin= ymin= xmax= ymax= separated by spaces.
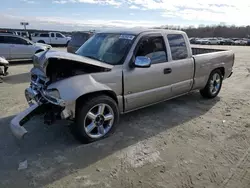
xmin=195 ymin=38 xmax=207 ymax=44
xmin=205 ymin=38 xmax=220 ymax=45
xmin=15 ymin=31 xmax=29 ymax=38
xmin=31 ymin=32 xmax=71 ymax=46
xmin=234 ymin=39 xmax=248 ymax=45
xmin=0 ymin=34 xmax=51 ymax=60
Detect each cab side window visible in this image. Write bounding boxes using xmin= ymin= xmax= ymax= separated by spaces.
xmin=56 ymin=33 xmax=64 ymax=38
xmin=40 ymin=33 xmax=49 ymax=38
xmin=51 ymin=33 xmax=55 ymax=37
xmin=135 ymin=36 xmax=167 ymax=64
xmin=167 ymin=34 xmax=188 ymax=60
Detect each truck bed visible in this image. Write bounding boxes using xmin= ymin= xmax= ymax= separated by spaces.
xmin=192 ymin=47 xmax=225 ymax=55
xmin=191 ymin=47 xmax=234 ymax=91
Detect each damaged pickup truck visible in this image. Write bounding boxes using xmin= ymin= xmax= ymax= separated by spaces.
xmin=10 ymin=29 xmax=234 ymax=143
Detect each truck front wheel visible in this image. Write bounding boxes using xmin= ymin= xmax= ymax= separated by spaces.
xmin=73 ymin=95 xmax=119 ymax=143
xmin=200 ymin=69 xmax=223 ymax=99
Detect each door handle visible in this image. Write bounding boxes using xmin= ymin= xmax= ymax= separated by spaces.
xmin=164 ymin=68 xmax=172 ymax=74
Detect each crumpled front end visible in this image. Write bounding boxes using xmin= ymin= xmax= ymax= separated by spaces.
xmin=10 ymin=68 xmax=74 ymax=139
xmin=10 ymin=50 xmax=114 ymax=139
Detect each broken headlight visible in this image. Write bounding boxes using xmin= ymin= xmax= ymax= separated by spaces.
xmin=44 ymin=89 xmax=60 ymax=99
xmin=42 ymin=88 xmax=65 ymax=106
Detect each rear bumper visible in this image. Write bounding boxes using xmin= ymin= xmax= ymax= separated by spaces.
xmin=10 ymin=103 xmax=40 ymax=139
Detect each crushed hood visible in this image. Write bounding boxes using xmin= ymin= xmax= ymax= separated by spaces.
xmin=33 ymin=50 xmax=113 ymax=74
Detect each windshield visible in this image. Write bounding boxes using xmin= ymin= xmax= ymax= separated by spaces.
xmin=75 ymin=33 xmax=135 ymax=65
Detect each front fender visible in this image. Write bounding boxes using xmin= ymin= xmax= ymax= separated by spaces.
xmin=47 ymin=74 xmax=113 ymax=104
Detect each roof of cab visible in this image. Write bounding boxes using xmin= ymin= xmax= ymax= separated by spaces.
xmin=96 ymin=28 xmax=186 ymax=36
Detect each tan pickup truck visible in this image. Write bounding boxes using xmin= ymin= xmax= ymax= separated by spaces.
xmin=10 ymin=29 xmax=234 ymax=143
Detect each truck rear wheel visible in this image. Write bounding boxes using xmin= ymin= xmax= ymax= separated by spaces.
xmin=73 ymin=95 xmax=119 ymax=144
xmin=200 ymin=69 xmax=223 ymax=99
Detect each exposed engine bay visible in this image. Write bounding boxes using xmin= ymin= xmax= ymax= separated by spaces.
xmin=27 ymin=55 xmax=113 ymax=126
xmin=45 ymin=58 xmax=111 ymax=84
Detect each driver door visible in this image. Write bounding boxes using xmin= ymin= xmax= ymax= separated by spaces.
xmin=123 ymin=33 xmax=172 ymax=111
xmin=54 ymin=33 xmax=66 ymax=45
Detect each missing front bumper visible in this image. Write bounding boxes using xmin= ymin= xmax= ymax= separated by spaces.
xmin=10 ymin=85 xmax=75 ymax=139
xmin=10 ymin=103 xmax=40 ymax=139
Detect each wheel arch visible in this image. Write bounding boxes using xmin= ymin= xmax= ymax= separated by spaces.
xmin=75 ymin=90 xmax=119 ymax=121
xmin=76 ymin=90 xmax=118 ymax=106
xmin=212 ymin=67 xmax=225 ymax=78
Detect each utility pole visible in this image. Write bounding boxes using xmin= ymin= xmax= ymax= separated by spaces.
xmin=20 ymin=22 xmax=29 ymax=37
xmin=20 ymin=22 xmax=29 ymax=31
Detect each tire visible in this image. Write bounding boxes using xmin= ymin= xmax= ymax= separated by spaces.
xmin=38 ymin=40 xmax=45 ymax=44
xmin=200 ymin=69 xmax=223 ymax=99
xmin=72 ymin=95 xmax=119 ymax=144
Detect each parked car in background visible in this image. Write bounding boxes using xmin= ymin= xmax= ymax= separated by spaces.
xmin=0 ymin=30 xmax=17 ymax=35
xmin=67 ymin=31 xmax=94 ymax=53
xmin=234 ymin=39 xmax=248 ymax=45
xmin=0 ymin=34 xmax=51 ymax=60
xmin=10 ymin=29 xmax=234 ymax=143
xmin=247 ymin=39 xmax=250 ymax=46
xmin=219 ymin=38 xmax=235 ymax=45
xmin=15 ymin=31 xmax=29 ymax=38
xmin=189 ymin=37 xmax=197 ymax=44
xmin=195 ymin=38 xmax=207 ymax=44
xmin=205 ymin=38 xmax=220 ymax=45
xmin=232 ymin=38 xmax=240 ymax=41
xmin=31 ymin=32 xmax=71 ymax=46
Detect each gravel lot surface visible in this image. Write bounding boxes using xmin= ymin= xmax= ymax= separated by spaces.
xmin=0 ymin=46 xmax=249 ymax=188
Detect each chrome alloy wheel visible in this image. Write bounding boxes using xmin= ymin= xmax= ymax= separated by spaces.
xmin=209 ymin=72 xmax=221 ymax=95
xmin=84 ymin=103 xmax=114 ymax=139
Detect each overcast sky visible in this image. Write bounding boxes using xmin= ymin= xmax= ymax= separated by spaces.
xmin=1 ymin=0 xmax=250 ymax=31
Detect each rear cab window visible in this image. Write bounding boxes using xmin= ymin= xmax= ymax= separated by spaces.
xmin=69 ymin=32 xmax=92 ymax=47
xmin=167 ymin=34 xmax=188 ymax=60
xmin=134 ymin=35 xmax=168 ymax=64
xmin=40 ymin=33 xmax=49 ymax=38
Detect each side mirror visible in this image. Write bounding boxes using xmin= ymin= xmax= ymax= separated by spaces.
xmin=134 ymin=56 xmax=151 ymax=68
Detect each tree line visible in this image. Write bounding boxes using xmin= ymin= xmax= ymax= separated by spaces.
xmin=156 ymin=25 xmax=250 ymax=38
